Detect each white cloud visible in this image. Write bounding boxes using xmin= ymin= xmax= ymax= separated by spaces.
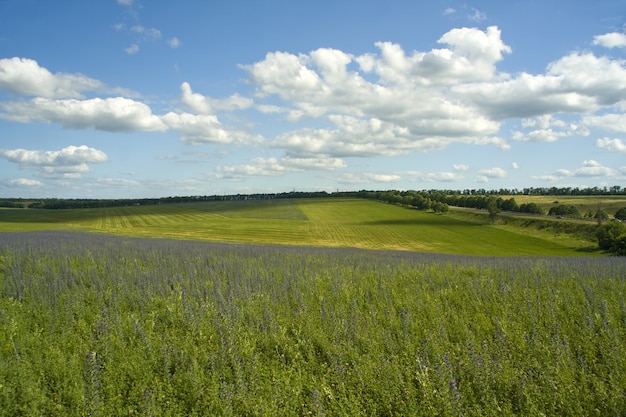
xmin=536 ymin=160 xmax=616 ymax=181
xmin=596 ymin=137 xmax=626 ymax=153
xmin=243 ymin=27 xmax=514 ymax=158
xmin=131 ymin=25 xmax=161 ymax=39
xmin=478 ymin=167 xmax=507 ymax=178
xmin=453 ymin=164 xmax=470 ymax=171
xmin=161 ymin=112 xmax=263 ymax=145
xmin=454 ymin=52 xmax=626 ymax=120
xmin=216 ymin=154 xmax=345 ymax=180
xmin=406 ymin=170 xmax=463 ymax=182
xmin=593 ymin=32 xmax=626 ymax=48
xmin=0 ymin=97 xmax=167 ymax=132
xmin=573 ymin=160 xmax=615 ymax=177
xmin=336 ymin=172 xmax=401 ymax=184
xmin=0 ymin=145 xmax=108 ymax=179
xmin=217 ymin=157 xmax=288 ymax=179
xmin=443 ymin=7 xmax=456 ymax=15
xmin=583 ymin=113 xmax=626 ymax=133
xmin=5 ymin=178 xmax=44 ymax=187
xmin=168 ymin=37 xmax=180 ymax=48
xmin=179 ymin=82 xmax=253 ymax=114
xmin=0 ymin=57 xmax=103 ymax=99
xmin=125 ymin=44 xmax=140 ymax=55
xmin=515 ymin=116 xmax=589 ymax=142
xmin=281 ymin=154 xmax=346 ymax=170
xmin=468 ymin=8 xmax=487 ymax=22
xmin=511 ymin=162 xmax=519 ymax=169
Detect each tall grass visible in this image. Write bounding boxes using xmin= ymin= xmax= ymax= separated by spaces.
xmin=1 ymin=231 xmax=625 ymax=416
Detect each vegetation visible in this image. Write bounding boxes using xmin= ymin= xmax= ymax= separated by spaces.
xmin=1 ymin=231 xmax=625 ymax=416
xmin=596 ymin=222 xmax=626 ymax=255
xmin=0 ymin=198 xmax=599 ymax=256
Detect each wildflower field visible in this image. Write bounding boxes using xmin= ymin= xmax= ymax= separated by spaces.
xmin=1 ymin=231 xmax=625 ymax=416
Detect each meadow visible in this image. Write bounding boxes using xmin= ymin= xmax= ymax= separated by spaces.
xmin=0 ymin=198 xmax=600 ymax=255
xmin=1 ymin=231 xmax=625 ymax=416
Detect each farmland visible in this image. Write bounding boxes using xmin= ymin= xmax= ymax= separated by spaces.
xmin=1 ymin=231 xmax=625 ymax=416
xmin=1 ymin=197 xmax=625 ymax=415
xmin=0 ymin=198 xmax=602 ymax=255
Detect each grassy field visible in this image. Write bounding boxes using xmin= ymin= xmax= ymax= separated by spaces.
xmin=1 ymin=232 xmax=624 ymax=416
xmin=0 ymin=198 xmax=601 ymax=255
xmin=502 ymin=194 xmax=626 ymax=215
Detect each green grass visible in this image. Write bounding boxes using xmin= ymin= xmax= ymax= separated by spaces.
xmin=1 ymin=233 xmax=624 ymax=416
xmin=0 ymin=198 xmax=601 ymax=255
xmin=504 ymin=195 xmax=626 ymax=216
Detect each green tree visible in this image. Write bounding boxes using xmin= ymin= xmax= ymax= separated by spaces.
xmin=486 ymin=197 xmax=500 ymax=220
xmin=519 ymin=202 xmax=544 ymax=215
xmin=500 ymin=197 xmax=519 ymax=212
xmin=615 ymin=207 xmax=626 ymax=221
xmin=596 ymin=222 xmax=626 ymax=251
xmin=432 ymin=201 xmax=448 ymax=214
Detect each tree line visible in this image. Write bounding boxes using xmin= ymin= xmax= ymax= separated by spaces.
xmin=1 ymin=185 xmax=624 ymax=211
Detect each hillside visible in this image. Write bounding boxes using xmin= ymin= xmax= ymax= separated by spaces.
xmin=0 ymin=198 xmax=601 ymax=256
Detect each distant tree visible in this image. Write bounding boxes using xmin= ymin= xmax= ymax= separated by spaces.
xmin=432 ymin=201 xmax=449 ymax=214
xmin=486 ymin=197 xmax=500 ymax=220
xmin=519 ymin=202 xmax=544 ymax=215
xmin=548 ymin=205 xmax=582 ymax=218
xmin=500 ymin=197 xmax=519 ymax=212
xmin=615 ymin=207 xmax=626 ymax=221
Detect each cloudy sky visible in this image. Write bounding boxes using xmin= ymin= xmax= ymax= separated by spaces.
xmin=1 ymin=0 xmax=626 ymax=198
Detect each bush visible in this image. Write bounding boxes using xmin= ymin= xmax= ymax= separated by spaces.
xmin=596 ymin=222 xmax=626 ymax=252
xmin=615 ymin=207 xmax=626 ymax=221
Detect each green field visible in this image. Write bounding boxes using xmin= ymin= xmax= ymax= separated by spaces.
xmin=1 ymin=232 xmax=624 ymax=416
xmin=0 ymin=198 xmax=600 ymax=255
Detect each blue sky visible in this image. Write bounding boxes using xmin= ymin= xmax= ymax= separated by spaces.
xmin=1 ymin=0 xmax=626 ymax=198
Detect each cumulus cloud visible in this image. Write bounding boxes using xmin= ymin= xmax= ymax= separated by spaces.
xmin=559 ymin=160 xmax=615 ymax=177
xmin=453 ymin=164 xmax=470 ymax=171
xmin=593 ymin=32 xmax=626 ymax=48
xmin=453 ymin=52 xmax=626 ymax=120
xmin=216 ymin=157 xmax=288 ymax=179
xmin=513 ymin=115 xmax=589 ymax=142
xmin=5 ymin=178 xmax=44 ymax=187
xmin=216 ymin=154 xmax=345 ymax=180
xmin=536 ymin=160 xmax=616 ymax=181
xmin=160 ymin=112 xmax=263 ymax=145
xmin=0 ymin=97 xmax=167 ymax=132
xmin=0 ymin=145 xmax=108 ymax=178
xmin=583 ymin=113 xmax=626 ymax=132
xmin=0 ymin=57 xmax=103 ymax=98
xmin=596 ymin=137 xmax=626 ymax=153
xmin=478 ymin=167 xmax=507 ymax=178
xmin=244 ymin=27 xmax=509 ymax=158
xmin=406 ymin=170 xmax=464 ymax=182
xmin=179 ymin=82 xmax=253 ymax=114
xmin=336 ymin=172 xmax=401 ymax=184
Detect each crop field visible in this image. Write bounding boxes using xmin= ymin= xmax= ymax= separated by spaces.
xmin=0 ymin=231 xmax=625 ymax=416
xmin=502 ymin=195 xmax=626 ymax=215
xmin=0 ymin=198 xmax=600 ymax=255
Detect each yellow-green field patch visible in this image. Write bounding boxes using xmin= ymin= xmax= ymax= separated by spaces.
xmin=0 ymin=198 xmax=603 ymax=255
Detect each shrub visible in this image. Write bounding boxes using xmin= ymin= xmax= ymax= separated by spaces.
xmin=596 ymin=221 xmax=626 ymax=252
